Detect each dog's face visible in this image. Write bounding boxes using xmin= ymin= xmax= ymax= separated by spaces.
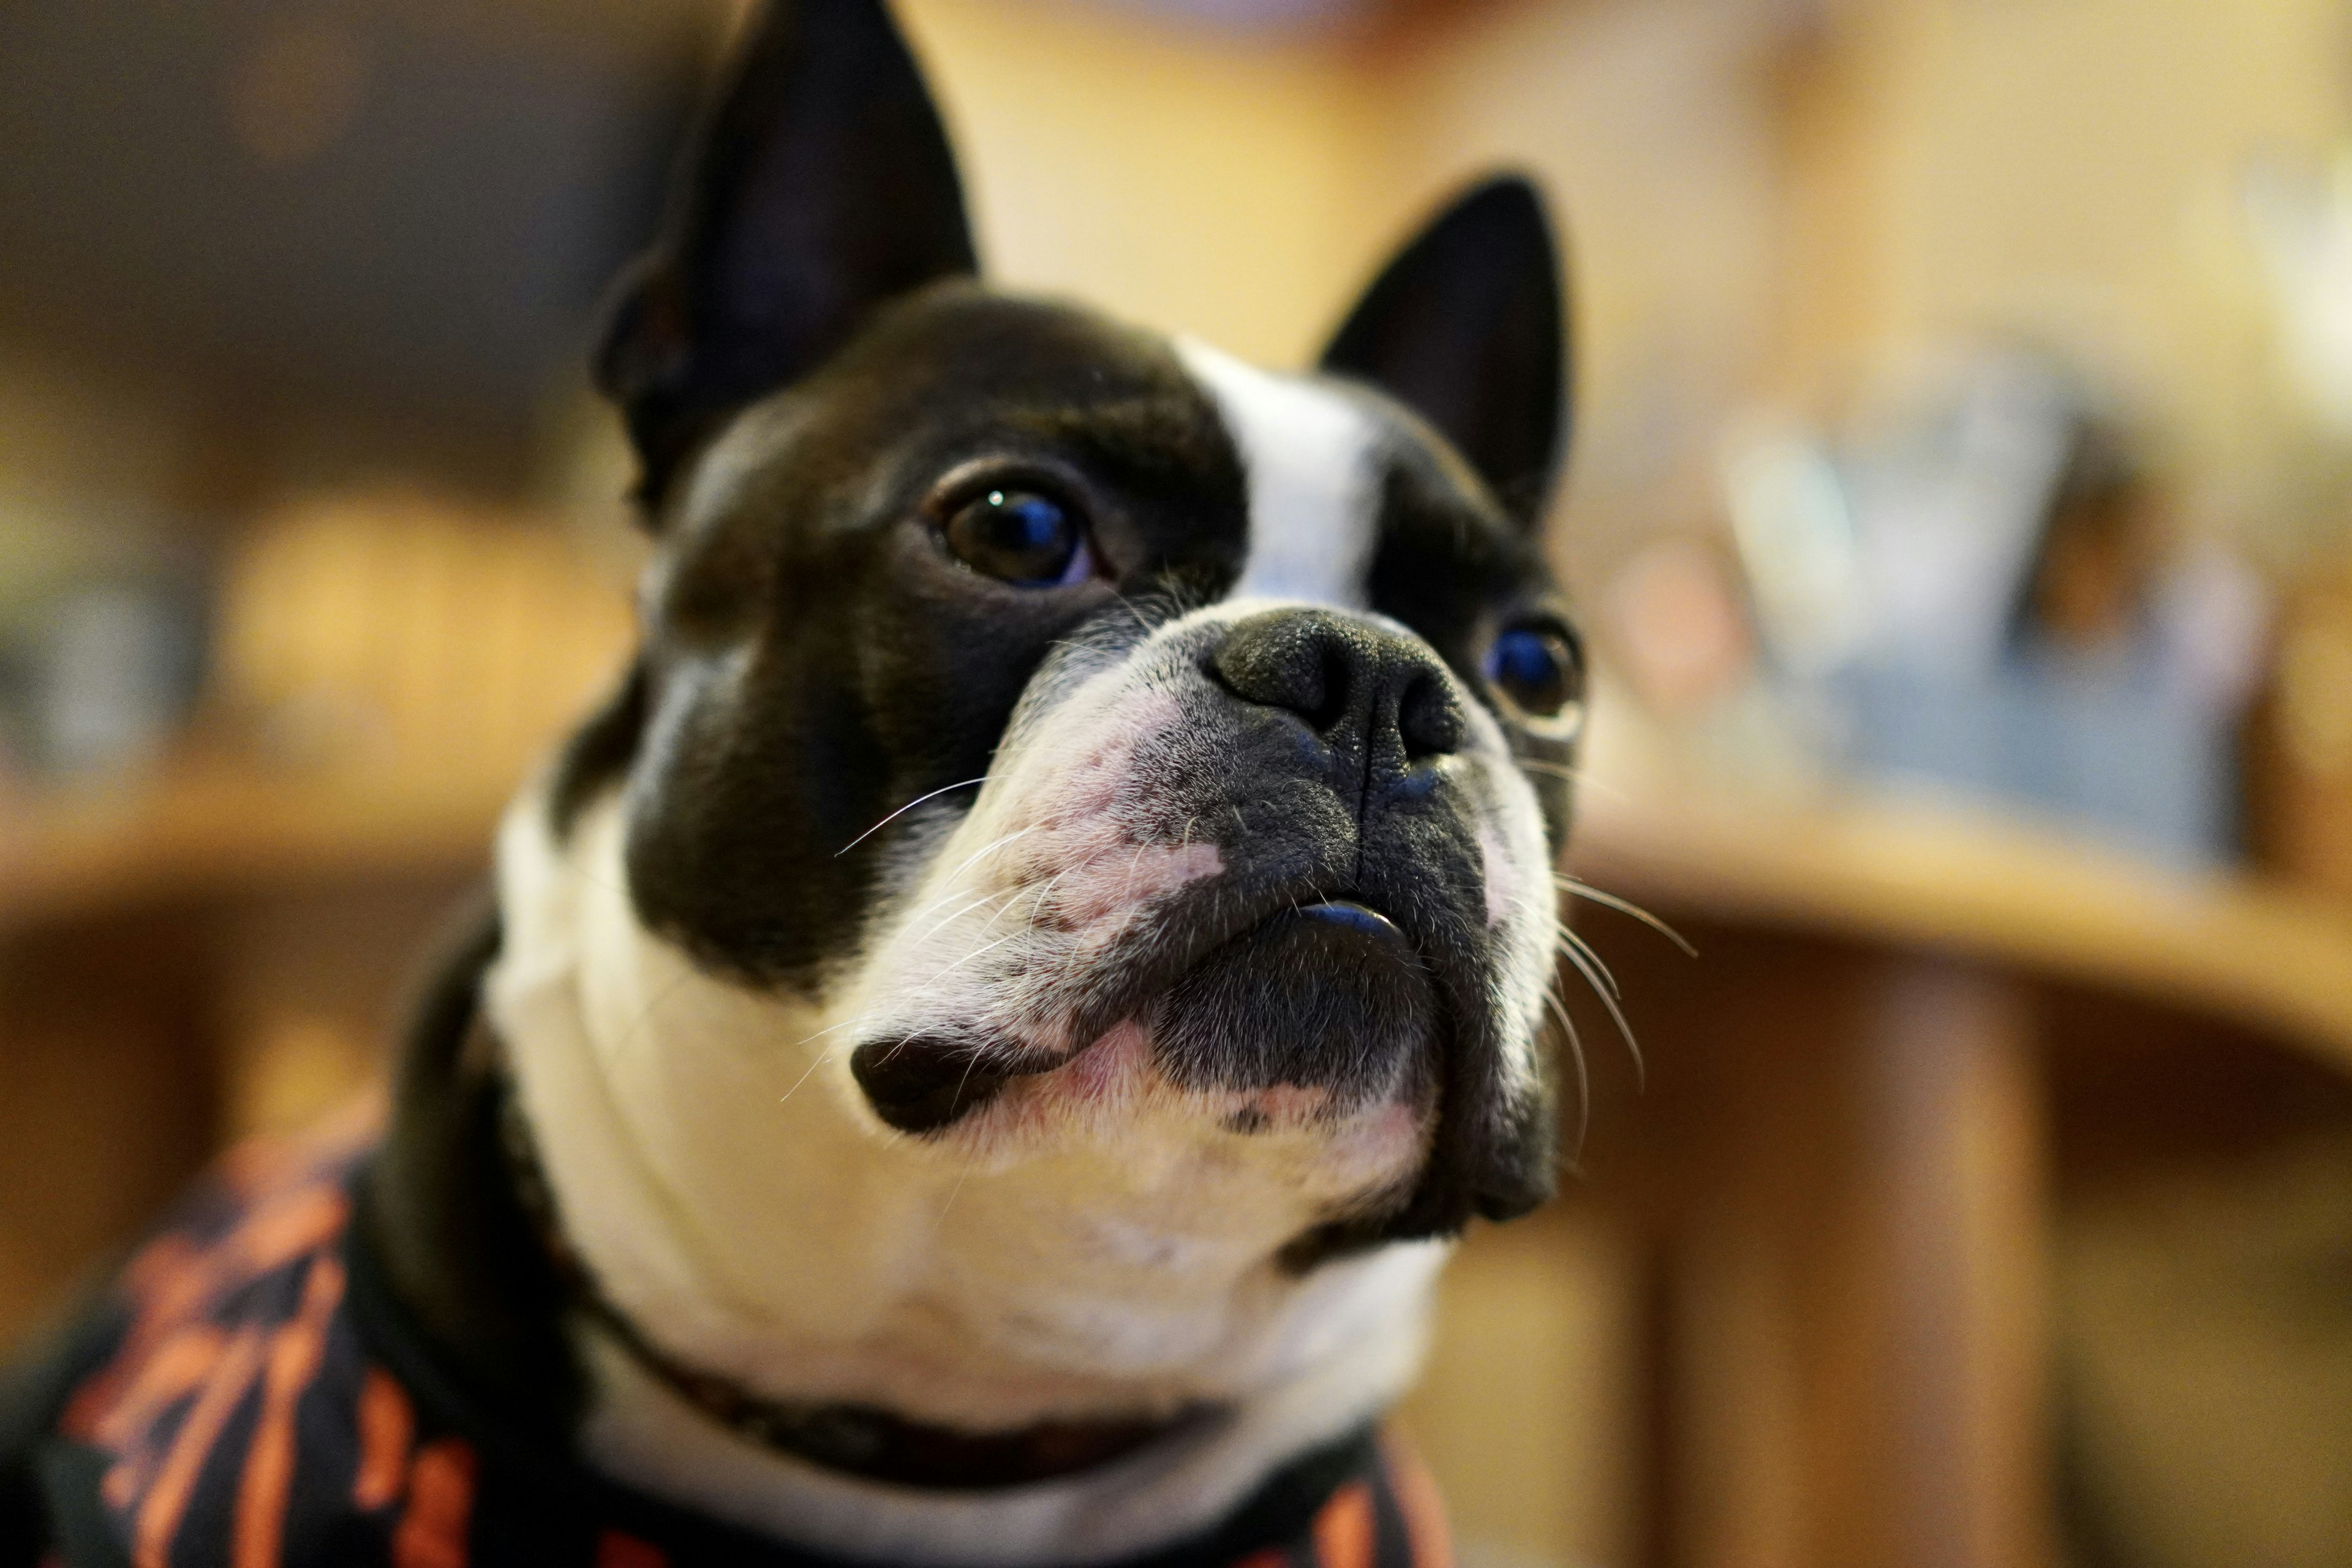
xmin=612 ymin=287 xmax=1578 ymax=1243
xmin=502 ymin=0 xmax=1580 ymax=1437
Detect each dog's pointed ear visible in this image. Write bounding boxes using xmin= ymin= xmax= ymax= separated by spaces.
xmin=1319 ymin=175 xmax=1567 ymax=530
xmin=597 ymin=0 xmax=978 ymax=505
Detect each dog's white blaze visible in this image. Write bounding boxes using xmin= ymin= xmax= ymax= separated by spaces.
xmin=1177 ymin=338 xmax=1380 ymax=609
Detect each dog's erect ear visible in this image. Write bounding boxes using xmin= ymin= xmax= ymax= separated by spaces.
xmin=1320 ymin=175 xmax=1567 ymax=530
xmin=597 ymin=0 xmax=978 ymax=503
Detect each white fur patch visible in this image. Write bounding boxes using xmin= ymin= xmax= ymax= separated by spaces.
xmin=1177 ymin=339 xmax=1381 ymax=609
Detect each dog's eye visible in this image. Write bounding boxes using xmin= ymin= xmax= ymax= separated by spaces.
xmin=943 ymin=488 xmax=1091 ymax=587
xmin=1484 ymin=621 xmax=1586 ymax=739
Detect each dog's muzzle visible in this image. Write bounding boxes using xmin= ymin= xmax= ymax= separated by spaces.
xmin=1144 ymin=609 xmax=1464 ymax=1102
xmin=850 ymin=605 xmax=1541 ymax=1194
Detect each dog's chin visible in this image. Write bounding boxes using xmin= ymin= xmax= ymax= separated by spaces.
xmin=1147 ymin=900 xmax=1440 ymax=1111
xmin=852 ymin=899 xmax=1443 ymax=1142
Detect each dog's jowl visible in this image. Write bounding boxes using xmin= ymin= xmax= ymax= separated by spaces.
xmin=0 ymin=2 xmax=1589 ymax=1564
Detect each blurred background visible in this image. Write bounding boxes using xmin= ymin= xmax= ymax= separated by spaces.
xmin=4 ymin=0 xmax=2352 ymax=1564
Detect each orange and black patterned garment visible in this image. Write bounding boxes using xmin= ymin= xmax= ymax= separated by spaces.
xmin=0 ymin=1124 xmax=1451 ymax=1568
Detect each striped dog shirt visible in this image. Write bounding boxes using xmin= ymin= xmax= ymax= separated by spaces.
xmin=0 ymin=1118 xmax=1451 ymax=1568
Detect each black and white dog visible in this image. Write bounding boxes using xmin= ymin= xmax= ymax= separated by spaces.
xmin=0 ymin=2 xmax=1587 ymax=1564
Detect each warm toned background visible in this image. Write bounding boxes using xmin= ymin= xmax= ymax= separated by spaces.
xmin=5 ymin=2 xmax=2352 ymax=1566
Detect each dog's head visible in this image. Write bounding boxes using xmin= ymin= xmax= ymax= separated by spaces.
xmin=500 ymin=0 xmax=1581 ymax=1441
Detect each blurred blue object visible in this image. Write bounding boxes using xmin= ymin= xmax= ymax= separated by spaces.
xmin=0 ymin=527 xmax=209 ymax=784
xmin=1839 ymin=655 xmax=2237 ymax=869
xmin=1725 ymin=346 xmax=2271 ymax=868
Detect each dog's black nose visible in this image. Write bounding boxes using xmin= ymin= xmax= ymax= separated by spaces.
xmin=1210 ymin=609 xmax=1465 ymax=763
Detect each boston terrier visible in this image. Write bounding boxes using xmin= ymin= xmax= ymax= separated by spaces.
xmin=0 ymin=1 xmax=1589 ymax=1563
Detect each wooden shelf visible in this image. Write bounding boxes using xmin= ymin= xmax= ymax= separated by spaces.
xmin=1572 ymin=788 xmax=2352 ymax=1072
xmin=0 ymin=753 xmax=503 ymax=937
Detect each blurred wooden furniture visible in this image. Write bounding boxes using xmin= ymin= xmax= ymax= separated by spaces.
xmin=0 ymin=496 xmax=632 ymax=1346
xmin=1558 ymin=790 xmax=2352 ymax=1568
xmin=5 ymin=760 xmax=2350 ymax=1567
xmin=0 ymin=754 xmax=500 ymax=1340
xmin=2246 ymin=562 xmax=2352 ymax=913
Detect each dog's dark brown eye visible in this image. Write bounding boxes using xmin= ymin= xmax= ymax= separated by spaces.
xmin=1485 ymin=621 xmax=1585 ymax=737
xmin=943 ymin=488 xmax=1091 ymax=587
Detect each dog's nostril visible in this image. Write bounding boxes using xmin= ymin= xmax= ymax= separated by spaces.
xmin=1212 ymin=609 xmax=1466 ymax=763
xmin=1398 ymin=669 xmax=1465 ymax=760
xmin=1210 ymin=611 xmax=1333 ymax=721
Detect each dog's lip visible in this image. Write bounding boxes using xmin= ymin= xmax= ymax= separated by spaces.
xmin=1288 ymin=900 xmax=1411 ymax=948
xmin=851 ymin=879 xmax=1461 ymax=1134
xmin=1058 ymin=878 xmax=1425 ymax=1044
xmin=1237 ymin=899 xmax=1425 ymax=981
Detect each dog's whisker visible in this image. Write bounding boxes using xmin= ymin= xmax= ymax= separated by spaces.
xmin=1542 ymin=987 xmax=1589 ymax=1158
xmin=922 ymin=929 xmax=1028 ymax=987
xmin=1012 ymin=869 xmax=1067 ymax=925
xmin=611 ymin=966 xmax=698 ymax=1069
xmin=1114 ymin=841 xmax=1152 ymax=913
xmin=876 ymin=1022 xmax=929 ymax=1068
xmin=1015 ymin=870 xmax=1066 ymax=936
xmin=1557 ymin=938 xmax=1646 ymax=1091
xmin=940 ymin=1042 xmax=995 ymax=1145
xmin=883 ymin=828 xmax=1038 ymax=937
xmin=790 ymin=1014 xmax=873 ymax=1050
xmin=1508 ymin=886 xmax=1561 ymax=923
xmin=909 ymin=885 xmax=1022 ymax=950
xmin=1510 ymin=757 xmax=1640 ymax=807
xmin=834 ymin=777 xmax=990 ymax=858
xmin=974 ymin=878 xmax=1050 ymax=942
xmin=981 ymin=735 xmax=1121 ymax=773
xmin=1014 ymin=870 xmax=1072 ymax=985
xmin=895 ymin=874 xmax=1025 ymax=943
xmin=1552 ymin=921 xmax=1623 ymax=1002
xmin=918 ymin=891 xmax=1016 ymax=947
xmin=1553 ymin=875 xmax=1698 ymax=957
xmin=927 ymin=1145 xmax=982 ymax=1242
xmin=1105 ymin=587 xmax=1153 ymax=636
xmin=937 ymin=825 xmax=1039 ymax=891
xmin=777 ymin=1044 xmax=843 ymax=1110
xmin=574 ymin=862 xmax=632 ymax=899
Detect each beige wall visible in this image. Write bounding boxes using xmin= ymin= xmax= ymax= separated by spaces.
xmin=1784 ymin=0 xmax=2351 ymax=483
xmin=1357 ymin=0 xmax=1793 ymax=571
xmin=898 ymin=0 xmax=1801 ymax=589
xmin=897 ymin=0 xmax=1378 ymax=368
xmin=906 ymin=0 xmax=2352 ymax=547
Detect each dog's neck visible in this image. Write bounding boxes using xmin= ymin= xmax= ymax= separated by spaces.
xmin=483 ymin=785 xmax=1446 ymax=1564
